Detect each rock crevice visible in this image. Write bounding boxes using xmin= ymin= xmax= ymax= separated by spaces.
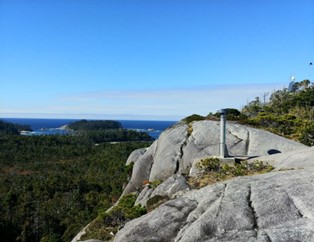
xmin=247 ymin=184 xmax=259 ymax=234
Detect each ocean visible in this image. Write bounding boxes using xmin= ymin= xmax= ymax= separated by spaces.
xmin=3 ymin=118 xmax=177 ymax=139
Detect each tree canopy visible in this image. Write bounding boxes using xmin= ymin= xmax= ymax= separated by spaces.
xmin=241 ymin=80 xmax=314 ymax=146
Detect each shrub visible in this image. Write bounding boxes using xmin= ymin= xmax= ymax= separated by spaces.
xmin=182 ymin=114 xmax=206 ymax=124
xmin=82 ymin=193 xmax=146 ymax=241
xmin=190 ymin=158 xmax=274 ymax=189
xmin=146 ymin=195 xmax=170 ymax=212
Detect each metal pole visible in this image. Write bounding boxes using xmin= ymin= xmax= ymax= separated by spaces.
xmin=220 ymin=109 xmax=226 ymax=158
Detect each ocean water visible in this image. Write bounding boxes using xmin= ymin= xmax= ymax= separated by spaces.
xmin=3 ymin=118 xmax=177 ymax=139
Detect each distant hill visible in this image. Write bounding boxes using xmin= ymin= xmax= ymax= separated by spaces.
xmin=0 ymin=119 xmax=32 ymax=135
xmin=68 ymin=119 xmax=122 ymax=131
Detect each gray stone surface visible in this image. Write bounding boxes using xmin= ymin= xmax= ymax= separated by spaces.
xmin=80 ymin=240 xmax=104 ymax=242
xmin=180 ymin=121 xmax=307 ymax=174
xmin=114 ymin=197 xmax=198 ymax=242
xmin=126 ymin=148 xmax=148 ymax=165
xmin=149 ymin=123 xmax=189 ymax=181
xmin=135 ymin=185 xmax=154 ymax=207
xmin=73 ymin=121 xmax=311 ymax=242
xmin=135 ymin=174 xmax=190 ymax=207
xmin=115 ymin=168 xmax=314 ymax=242
xmin=122 ymin=120 xmax=306 ymax=197
xmin=120 ymin=141 xmax=158 ymax=197
xmin=121 ymin=122 xmax=188 ymax=197
xmin=256 ymin=146 xmax=314 ymax=171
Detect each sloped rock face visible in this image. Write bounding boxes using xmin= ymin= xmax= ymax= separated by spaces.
xmin=73 ymin=121 xmax=312 ymax=242
xmin=120 ymin=123 xmax=188 ymax=197
xmin=114 ymin=168 xmax=314 ymax=242
xmin=256 ymin=146 xmax=314 ymax=171
xmin=114 ymin=197 xmax=198 ymax=242
xmin=126 ymin=148 xmax=147 ymax=165
xmin=135 ymin=174 xmax=189 ymax=207
xmin=122 ymin=121 xmax=307 ymax=196
xmin=180 ymin=121 xmax=307 ymax=173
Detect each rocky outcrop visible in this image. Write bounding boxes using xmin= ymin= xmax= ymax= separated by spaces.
xmin=122 ymin=121 xmax=307 ymax=196
xmin=73 ymin=120 xmax=312 ymax=242
xmin=120 ymin=123 xmax=188 ymax=197
xmin=255 ymin=146 xmax=314 ymax=171
xmin=111 ymin=120 xmax=313 ymax=242
xmin=135 ymin=174 xmax=189 ymax=207
xmin=126 ymin=148 xmax=147 ymax=166
xmin=114 ymin=166 xmax=314 ymax=242
xmin=114 ymin=197 xmax=198 ymax=242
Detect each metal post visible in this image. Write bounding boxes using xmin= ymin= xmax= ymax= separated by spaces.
xmin=220 ymin=109 xmax=226 ymax=158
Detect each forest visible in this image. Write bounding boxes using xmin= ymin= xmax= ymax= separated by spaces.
xmin=0 ymin=120 xmax=152 ymax=242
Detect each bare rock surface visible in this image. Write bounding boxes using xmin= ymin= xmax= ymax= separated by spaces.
xmin=115 ymin=168 xmax=314 ymax=242
xmin=122 ymin=120 xmax=307 ymax=196
xmin=135 ymin=174 xmax=189 ymax=207
xmin=112 ymin=120 xmax=312 ymax=241
xmin=256 ymin=146 xmax=314 ymax=171
xmin=126 ymin=148 xmax=147 ymax=165
xmin=114 ymin=197 xmax=198 ymax=242
xmin=180 ymin=121 xmax=307 ymax=173
xmin=121 ymin=123 xmax=188 ymax=196
xmin=73 ymin=120 xmax=312 ymax=242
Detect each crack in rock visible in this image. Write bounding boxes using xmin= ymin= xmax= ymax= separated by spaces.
xmin=247 ymin=184 xmax=259 ymax=234
xmin=153 ymin=138 xmax=159 ymax=157
xmin=245 ymin=131 xmax=250 ymax=156
xmin=284 ymin=191 xmax=304 ymax=219
xmin=175 ymin=127 xmax=190 ymax=174
xmin=214 ymin=183 xmax=227 ymax=220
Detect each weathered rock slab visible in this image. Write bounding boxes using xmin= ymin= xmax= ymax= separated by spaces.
xmin=135 ymin=174 xmax=189 ymax=207
xmin=114 ymin=197 xmax=198 ymax=242
xmin=181 ymin=121 xmax=307 ymax=173
xmin=126 ymin=148 xmax=147 ymax=165
xmin=256 ymin=146 xmax=314 ymax=171
xmin=121 ymin=121 xmax=307 ymax=197
xmin=115 ymin=168 xmax=314 ymax=242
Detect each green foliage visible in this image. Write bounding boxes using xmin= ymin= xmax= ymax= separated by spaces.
xmin=211 ymin=108 xmax=246 ymax=121
xmin=0 ymin=120 xmax=32 ymax=135
xmin=196 ymin=157 xmax=220 ymax=172
xmin=189 ymin=158 xmax=274 ymax=189
xmin=0 ymin=134 xmax=151 ymax=242
xmin=67 ymin=120 xmax=153 ymax=142
xmin=148 ymin=180 xmax=162 ymax=189
xmin=75 ymin=129 xmax=154 ymax=143
xmin=146 ymin=195 xmax=170 ymax=212
xmin=68 ymin=119 xmax=122 ymax=130
xmin=241 ymin=80 xmax=314 ymax=146
xmin=83 ymin=193 xmax=146 ymax=241
xmin=182 ymin=114 xmax=206 ymax=124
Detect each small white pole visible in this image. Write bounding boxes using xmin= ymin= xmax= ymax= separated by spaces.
xmin=220 ymin=109 xmax=226 ymax=158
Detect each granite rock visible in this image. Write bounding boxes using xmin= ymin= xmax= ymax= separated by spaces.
xmin=115 ymin=168 xmax=314 ymax=242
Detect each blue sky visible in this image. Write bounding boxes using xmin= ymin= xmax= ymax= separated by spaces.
xmin=1 ymin=0 xmax=313 ymax=120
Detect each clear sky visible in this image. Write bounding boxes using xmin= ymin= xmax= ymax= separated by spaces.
xmin=1 ymin=0 xmax=313 ymax=120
